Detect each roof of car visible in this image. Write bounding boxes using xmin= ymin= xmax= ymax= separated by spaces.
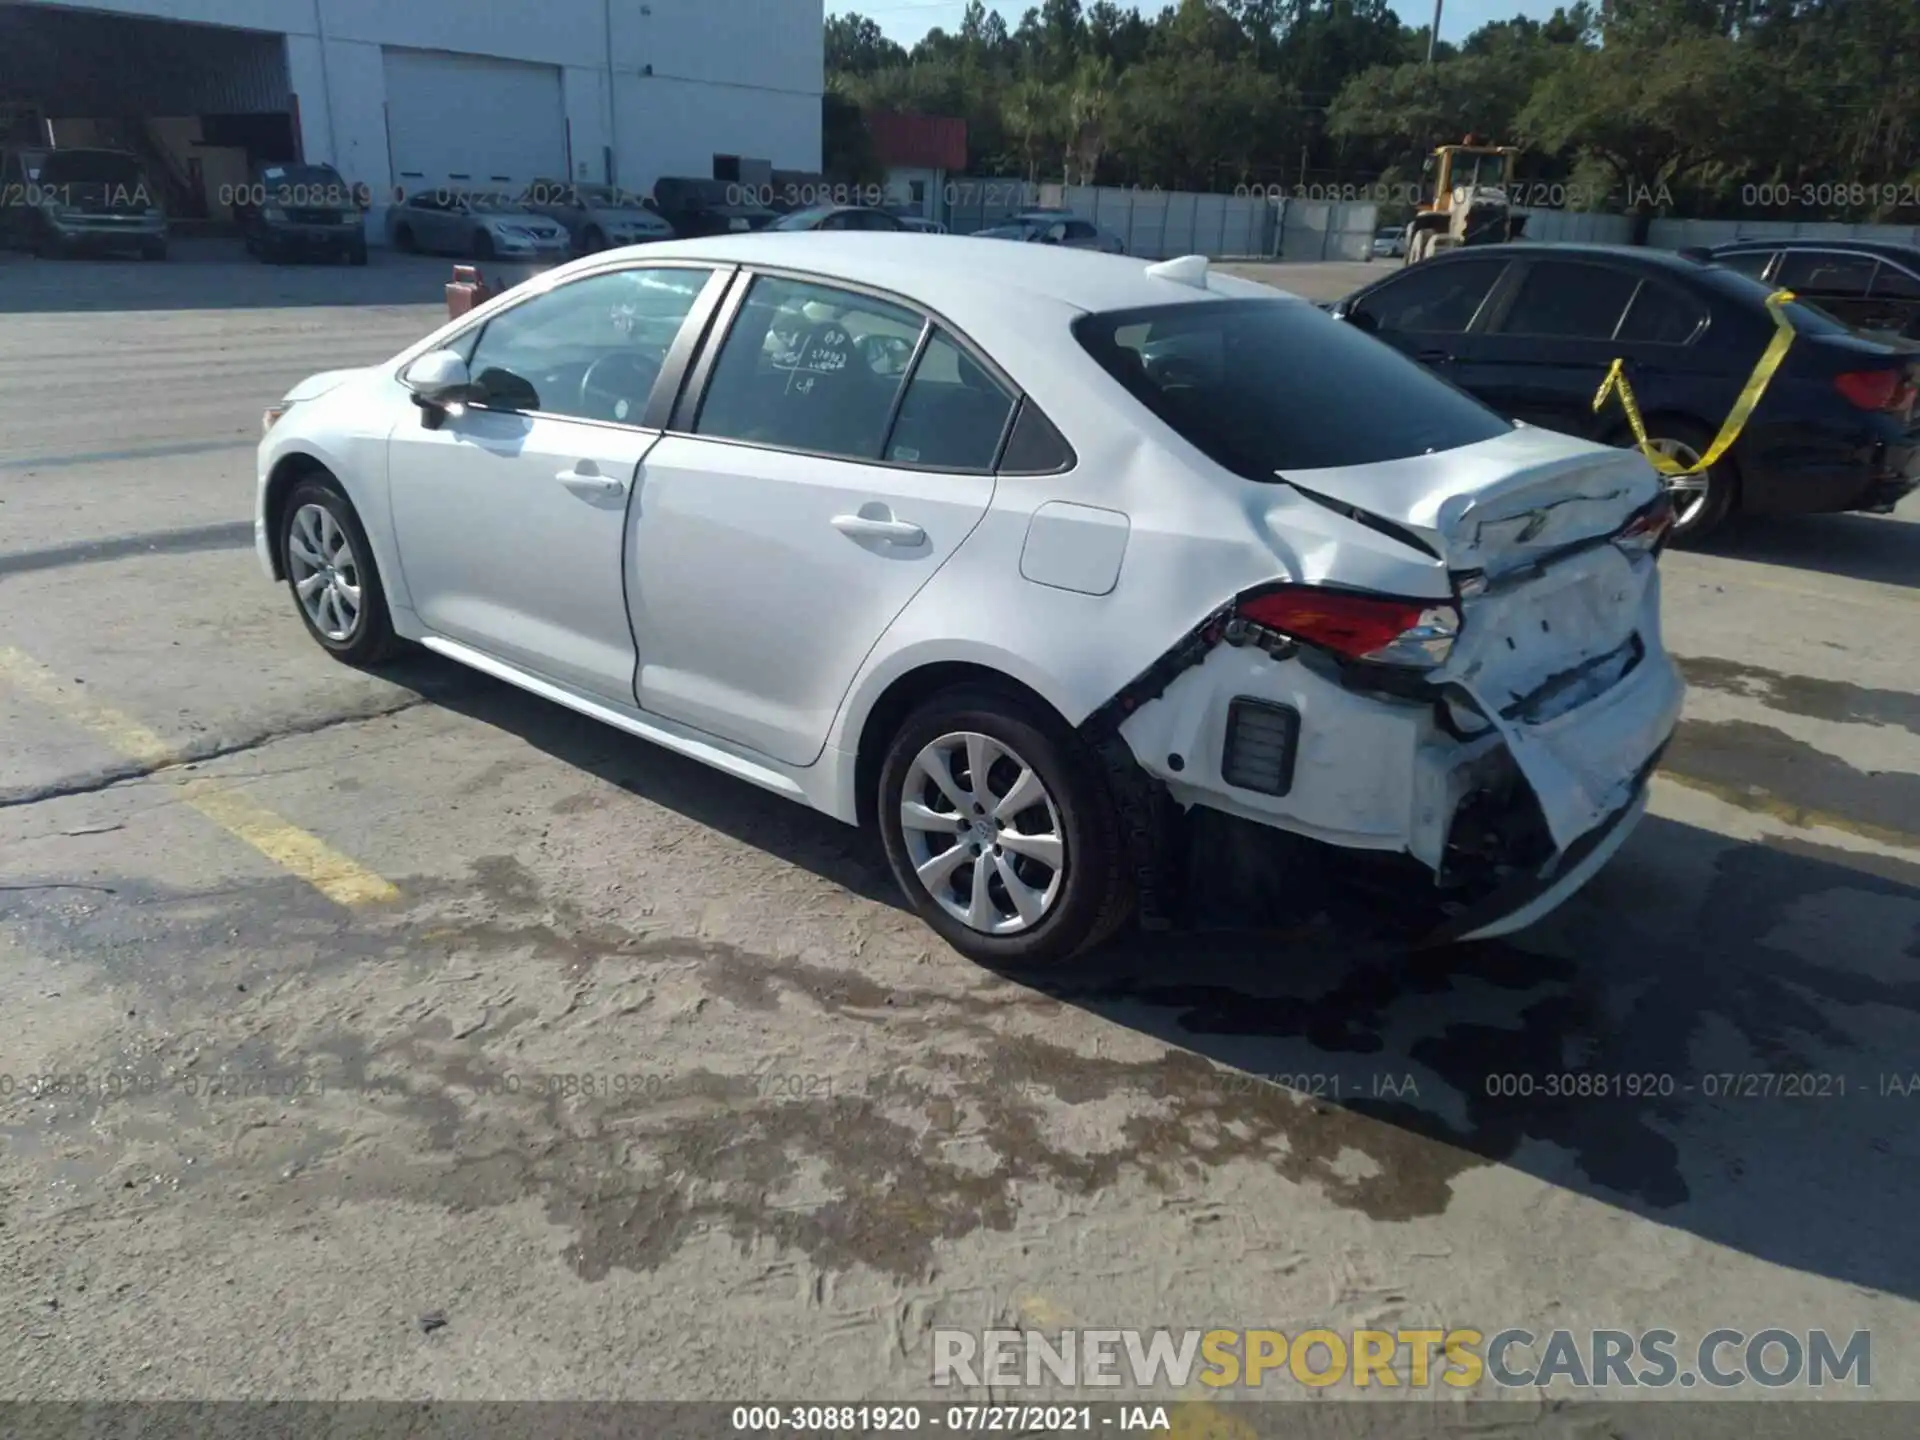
xmin=598 ymin=231 xmax=1298 ymax=317
xmin=1709 ymin=236 xmax=1920 ymax=261
xmin=1421 ymin=241 xmax=1716 ymax=271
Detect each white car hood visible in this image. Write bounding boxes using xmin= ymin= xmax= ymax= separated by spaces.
xmin=1278 ymin=425 xmax=1660 ymax=578
xmin=283 ymin=367 xmax=369 ymax=403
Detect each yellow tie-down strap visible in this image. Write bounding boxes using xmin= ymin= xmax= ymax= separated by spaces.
xmin=1593 ymin=287 xmax=1798 ymax=477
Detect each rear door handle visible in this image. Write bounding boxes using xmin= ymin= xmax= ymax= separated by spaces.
xmin=557 ymin=466 xmax=625 ymax=498
xmin=1414 ymin=348 xmax=1453 ymax=363
xmin=831 ymin=513 xmax=925 ymax=545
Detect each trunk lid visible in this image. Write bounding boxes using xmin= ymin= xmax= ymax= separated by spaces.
xmin=1277 ymin=424 xmax=1660 ymax=578
xmin=1281 ymin=425 xmax=1672 ymax=850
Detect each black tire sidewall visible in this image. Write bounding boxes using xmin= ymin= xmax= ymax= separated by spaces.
xmin=281 ymin=476 xmax=399 ymax=666
xmin=474 ymin=231 xmax=495 ymax=260
xmin=877 ymin=688 xmax=1129 ymax=968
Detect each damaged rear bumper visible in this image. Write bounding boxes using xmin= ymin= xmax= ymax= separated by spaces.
xmin=1090 ymin=580 xmax=1682 ymax=940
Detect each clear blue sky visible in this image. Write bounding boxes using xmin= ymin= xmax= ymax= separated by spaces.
xmin=845 ymin=0 xmax=1561 ymax=48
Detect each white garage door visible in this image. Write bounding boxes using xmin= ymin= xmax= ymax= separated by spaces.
xmin=383 ymin=48 xmax=566 ymax=195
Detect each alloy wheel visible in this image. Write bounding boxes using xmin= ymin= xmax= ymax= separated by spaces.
xmin=287 ymin=502 xmax=363 ymax=642
xmin=899 ymin=730 xmax=1066 ymax=935
xmin=1648 ymin=436 xmax=1710 ymax=529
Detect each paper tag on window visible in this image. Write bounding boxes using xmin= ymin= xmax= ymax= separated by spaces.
xmin=893 ymin=446 xmax=921 ymax=462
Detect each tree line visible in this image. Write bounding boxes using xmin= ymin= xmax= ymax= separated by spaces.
xmin=825 ymin=0 xmax=1920 ymax=223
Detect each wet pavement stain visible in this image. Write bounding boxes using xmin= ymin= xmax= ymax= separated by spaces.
xmin=1665 ymin=717 xmax=1920 ymax=844
xmin=8 ymin=827 xmax=1919 ymax=1293
xmin=1676 ymin=655 xmax=1920 ymax=736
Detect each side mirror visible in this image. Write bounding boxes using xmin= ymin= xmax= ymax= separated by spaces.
xmin=401 ymin=349 xmax=472 ymax=425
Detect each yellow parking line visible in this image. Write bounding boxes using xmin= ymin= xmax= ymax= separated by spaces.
xmin=0 ymin=646 xmax=399 ymax=906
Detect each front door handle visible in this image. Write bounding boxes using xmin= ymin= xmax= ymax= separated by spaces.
xmin=1414 ymin=348 xmax=1453 ymax=363
xmin=557 ymin=466 xmax=625 ymax=498
xmin=831 ymin=513 xmax=925 ymax=545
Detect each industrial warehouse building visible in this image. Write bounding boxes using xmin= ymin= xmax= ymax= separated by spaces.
xmin=0 ymin=0 xmax=824 ymax=233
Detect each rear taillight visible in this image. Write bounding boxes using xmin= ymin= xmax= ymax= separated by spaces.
xmin=1615 ymin=492 xmax=1675 ymax=556
xmin=1833 ymin=369 xmax=1912 ymax=413
xmin=1236 ymin=585 xmax=1459 ymax=669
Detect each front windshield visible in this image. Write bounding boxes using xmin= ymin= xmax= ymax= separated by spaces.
xmin=576 ymin=185 xmax=646 ymax=210
xmin=38 ymin=150 xmax=144 ymax=185
xmin=256 ymin=164 xmax=353 ymax=207
xmin=769 ymin=208 xmax=832 ymax=230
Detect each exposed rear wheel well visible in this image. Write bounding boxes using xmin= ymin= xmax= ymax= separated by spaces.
xmin=263 ymin=453 xmax=334 ymax=578
xmin=853 ymin=663 xmax=1070 ymax=830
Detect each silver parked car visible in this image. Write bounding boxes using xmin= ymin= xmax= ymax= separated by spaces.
xmin=386 ymin=190 xmax=572 ymax=261
xmin=976 ymin=211 xmax=1124 ymax=254
xmin=1372 ymin=226 xmax=1408 ymax=259
xmin=522 ymin=180 xmax=675 ymax=255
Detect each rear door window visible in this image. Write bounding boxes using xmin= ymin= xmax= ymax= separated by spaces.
xmin=1495 ymin=262 xmax=1641 ymax=339
xmin=1615 ymin=280 xmax=1707 ymax=344
xmin=1352 ymin=258 xmax=1506 ymax=334
xmin=1073 ymin=298 xmax=1511 ymax=474
xmin=694 ymin=274 xmax=921 ymax=461
xmin=883 ymin=330 xmax=1017 ymax=471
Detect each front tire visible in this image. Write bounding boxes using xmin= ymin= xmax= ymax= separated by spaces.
xmin=473 ymin=230 xmax=496 ymax=261
xmin=877 ymin=687 xmax=1132 ymax=968
xmin=280 ymin=475 xmax=402 ymax=666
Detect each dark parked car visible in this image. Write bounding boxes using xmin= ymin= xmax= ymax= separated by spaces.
xmin=1329 ymin=243 xmax=1919 ymax=541
xmin=0 ymin=145 xmax=167 ymax=259
xmin=764 ymin=204 xmax=908 ymax=232
xmin=1704 ymin=238 xmax=1920 ymax=340
xmin=650 ymin=177 xmax=779 ymax=238
xmin=236 ymin=162 xmax=367 ymax=265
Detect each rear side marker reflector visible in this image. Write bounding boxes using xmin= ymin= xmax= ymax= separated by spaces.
xmin=1236 ymin=585 xmax=1459 ymax=669
xmin=1221 ymin=699 xmax=1300 ymax=796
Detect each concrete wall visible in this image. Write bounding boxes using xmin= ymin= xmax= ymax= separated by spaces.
xmin=25 ymin=0 xmax=823 ymax=225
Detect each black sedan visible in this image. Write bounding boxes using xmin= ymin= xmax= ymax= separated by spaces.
xmin=1329 ymin=243 xmax=1919 ymax=542
xmin=1703 ymin=238 xmax=1920 ymax=341
xmin=764 ymin=204 xmax=909 ymax=232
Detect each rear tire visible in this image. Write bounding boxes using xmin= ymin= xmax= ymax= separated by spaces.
xmin=1623 ymin=416 xmax=1734 ymax=545
xmin=582 ymin=225 xmax=606 ymax=254
xmin=393 ymin=223 xmax=417 ymax=254
xmin=141 ymin=240 xmax=168 ymax=262
xmin=280 ymin=475 xmax=403 ymax=667
xmin=877 ymin=686 xmax=1133 ymax=969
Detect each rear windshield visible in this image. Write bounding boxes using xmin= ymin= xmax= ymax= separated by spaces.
xmin=1072 ymin=298 xmax=1511 ymax=474
xmin=38 ymin=150 xmax=143 ymax=185
xmin=1696 ymin=265 xmax=1855 ymax=337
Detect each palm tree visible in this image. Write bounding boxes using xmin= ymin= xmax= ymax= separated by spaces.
xmin=1064 ymin=55 xmax=1115 ymax=184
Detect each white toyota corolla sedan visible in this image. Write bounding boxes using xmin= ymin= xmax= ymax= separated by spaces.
xmin=256 ymin=233 xmax=1683 ymax=966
